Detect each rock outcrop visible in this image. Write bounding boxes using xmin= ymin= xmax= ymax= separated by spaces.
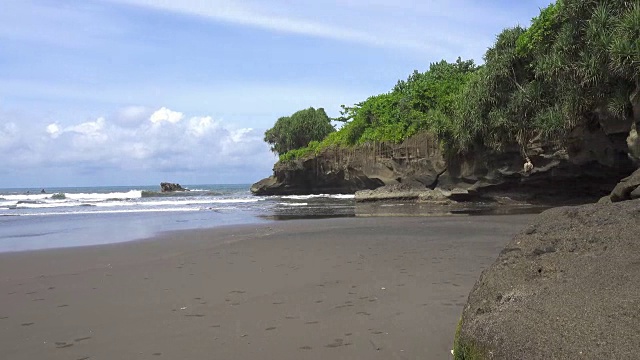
xmin=354 ymin=184 xmax=460 ymax=204
xmin=454 ymin=199 xmax=640 ymax=359
xmin=252 ymin=118 xmax=637 ymax=203
xmin=160 ymin=182 xmax=189 ymax=192
xmin=608 ymin=168 xmax=640 ymax=202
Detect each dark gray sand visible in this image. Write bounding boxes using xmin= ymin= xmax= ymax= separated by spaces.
xmin=0 ymin=215 xmax=533 ymax=359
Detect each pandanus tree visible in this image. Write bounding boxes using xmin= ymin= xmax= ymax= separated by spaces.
xmin=456 ymin=0 xmax=640 ymax=159
xmin=525 ymin=0 xmax=640 ymax=133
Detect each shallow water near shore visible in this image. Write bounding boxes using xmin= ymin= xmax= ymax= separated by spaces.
xmin=0 ymin=184 xmax=355 ymax=252
xmin=0 ymin=184 xmax=549 ymax=252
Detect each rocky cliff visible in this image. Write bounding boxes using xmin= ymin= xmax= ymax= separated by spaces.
xmin=252 ymin=118 xmax=638 ymax=204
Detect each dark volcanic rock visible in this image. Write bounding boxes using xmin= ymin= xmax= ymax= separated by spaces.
xmin=608 ymin=168 xmax=640 ymax=202
xmin=455 ymin=200 xmax=640 ymax=359
xmin=249 ymin=158 xmax=385 ymax=196
xmin=251 ymin=133 xmax=446 ymax=196
xmin=160 ymin=182 xmax=189 ymax=192
xmin=251 ymin=120 xmax=636 ymax=203
xmin=354 ymin=184 xmax=456 ymax=204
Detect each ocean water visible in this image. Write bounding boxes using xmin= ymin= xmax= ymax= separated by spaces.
xmin=0 ymin=184 xmax=355 ymax=253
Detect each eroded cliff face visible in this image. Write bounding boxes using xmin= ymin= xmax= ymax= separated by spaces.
xmin=251 ymin=133 xmax=446 ymax=195
xmin=251 ymin=118 xmax=637 ymax=203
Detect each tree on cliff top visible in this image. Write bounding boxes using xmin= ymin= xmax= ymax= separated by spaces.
xmin=264 ymin=107 xmax=335 ymax=155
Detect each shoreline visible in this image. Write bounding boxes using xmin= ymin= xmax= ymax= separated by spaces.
xmin=0 ymin=215 xmax=534 ymax=359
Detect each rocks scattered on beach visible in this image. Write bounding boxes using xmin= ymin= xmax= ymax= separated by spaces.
xmin=354 ymin=184 xmax=458 ymax=204
xmin=604 ymin=168 xmax=640 ymax=202
xmin=454 ymin=199 xmax=640 ymax=359
xmin=160 ymin=182 xmax=189 ymax=192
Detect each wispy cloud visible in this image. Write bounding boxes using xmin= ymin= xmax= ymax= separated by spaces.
xmin=106 ymin=0 xmax=438 ymax=53
xmin=105 ymin=0 xmax=551 ymax=59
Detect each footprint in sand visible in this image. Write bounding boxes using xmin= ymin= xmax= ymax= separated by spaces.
xmin=76 ymin=357 xmax=91 ymax=360
xmin=265 ymin=327 xmax=277 ymax=331
xmin=55 ymin=342 xmax=74 ymax=349
xmin=272 ymin=301 xmax=285 ymax=305
xmin=229 ymin=290 xmax=246 ymax=294
xmin=334 ymin=304 xmax=352 ymax=309
xmin=305 ymin=321 xmax=319 ymax=325
xmin=0 ymin=316 xmax=8 ymax=320
xmin=152 ymin=353 xmax=162 ymax=356
xmin=21 ymin=322 xmax=34 ymax=326
xmin=299 ymin=346 xmax=312 ymax=350
xmin=325 ymin=338 xmax=345 ymax=348
xmin=314 ymin=300 xmax=324 ymax=304
xmin=356 ymin=311 xmax=371 ymax=316
xmin=75 ymin=337 xmax=92 ymax=342
xmin=184 ymin=314 xmax=206 ymax=317
xmin=285 ymin=316 xmax=299 ymax=320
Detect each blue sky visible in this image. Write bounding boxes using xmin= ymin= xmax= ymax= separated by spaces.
xmin=0 ymin=0 xmax=552 ymax=187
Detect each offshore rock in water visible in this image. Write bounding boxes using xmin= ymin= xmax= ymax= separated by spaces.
xmin=160 ymin=182 xmax=189 ymax=192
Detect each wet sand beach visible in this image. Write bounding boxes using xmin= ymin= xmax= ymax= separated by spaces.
xmin=0 ymin=215 xmax=534 ymax=359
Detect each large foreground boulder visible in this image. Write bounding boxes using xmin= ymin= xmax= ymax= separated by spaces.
xmin=455 ymin=200 xmax=640 ymax=359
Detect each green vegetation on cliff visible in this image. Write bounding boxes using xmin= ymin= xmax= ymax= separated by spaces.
xmin=268 ymin=0 xmax=640 ymax=162
xmin=264 ymin=107 xmax=335 ymax=156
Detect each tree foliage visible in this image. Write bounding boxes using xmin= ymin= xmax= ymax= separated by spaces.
xmin=267 ymin=1 xmax=640 ymax=162
xmin=452 ymin=0 xmax=640 ymax=153
xmin=328 ymin=57 xmax=478 ymax=147
xmin=264 ymin=107 xmax=335 ymax=155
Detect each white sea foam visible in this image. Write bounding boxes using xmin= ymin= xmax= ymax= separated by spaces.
xmin=281 ymin=194 xmax=355 ymax=200
xmin=18 ymin=208 xmax=200 ymax=216
xmin=2 ymin=190 xmax=143 ymax=203
xmin=64 ymin=190 xmax=142 ymax=201
xmin=278 ymin=202 xmax=308 ymax=206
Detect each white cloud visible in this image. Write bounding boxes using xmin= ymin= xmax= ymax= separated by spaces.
xmin=3 ymin=106 xmax=275 ymax=184
xmin=187 ymin=116 xmax=217 ymax=137
xmin=46 ymin=123 xmax=60 ymax=137
xmin=68 ymin=117 xmax=106 ymax=135
xmin=149 ymin=107 xmax=184 ymax=124
xmin=0 ymin=122 xmax=19 ymax=149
